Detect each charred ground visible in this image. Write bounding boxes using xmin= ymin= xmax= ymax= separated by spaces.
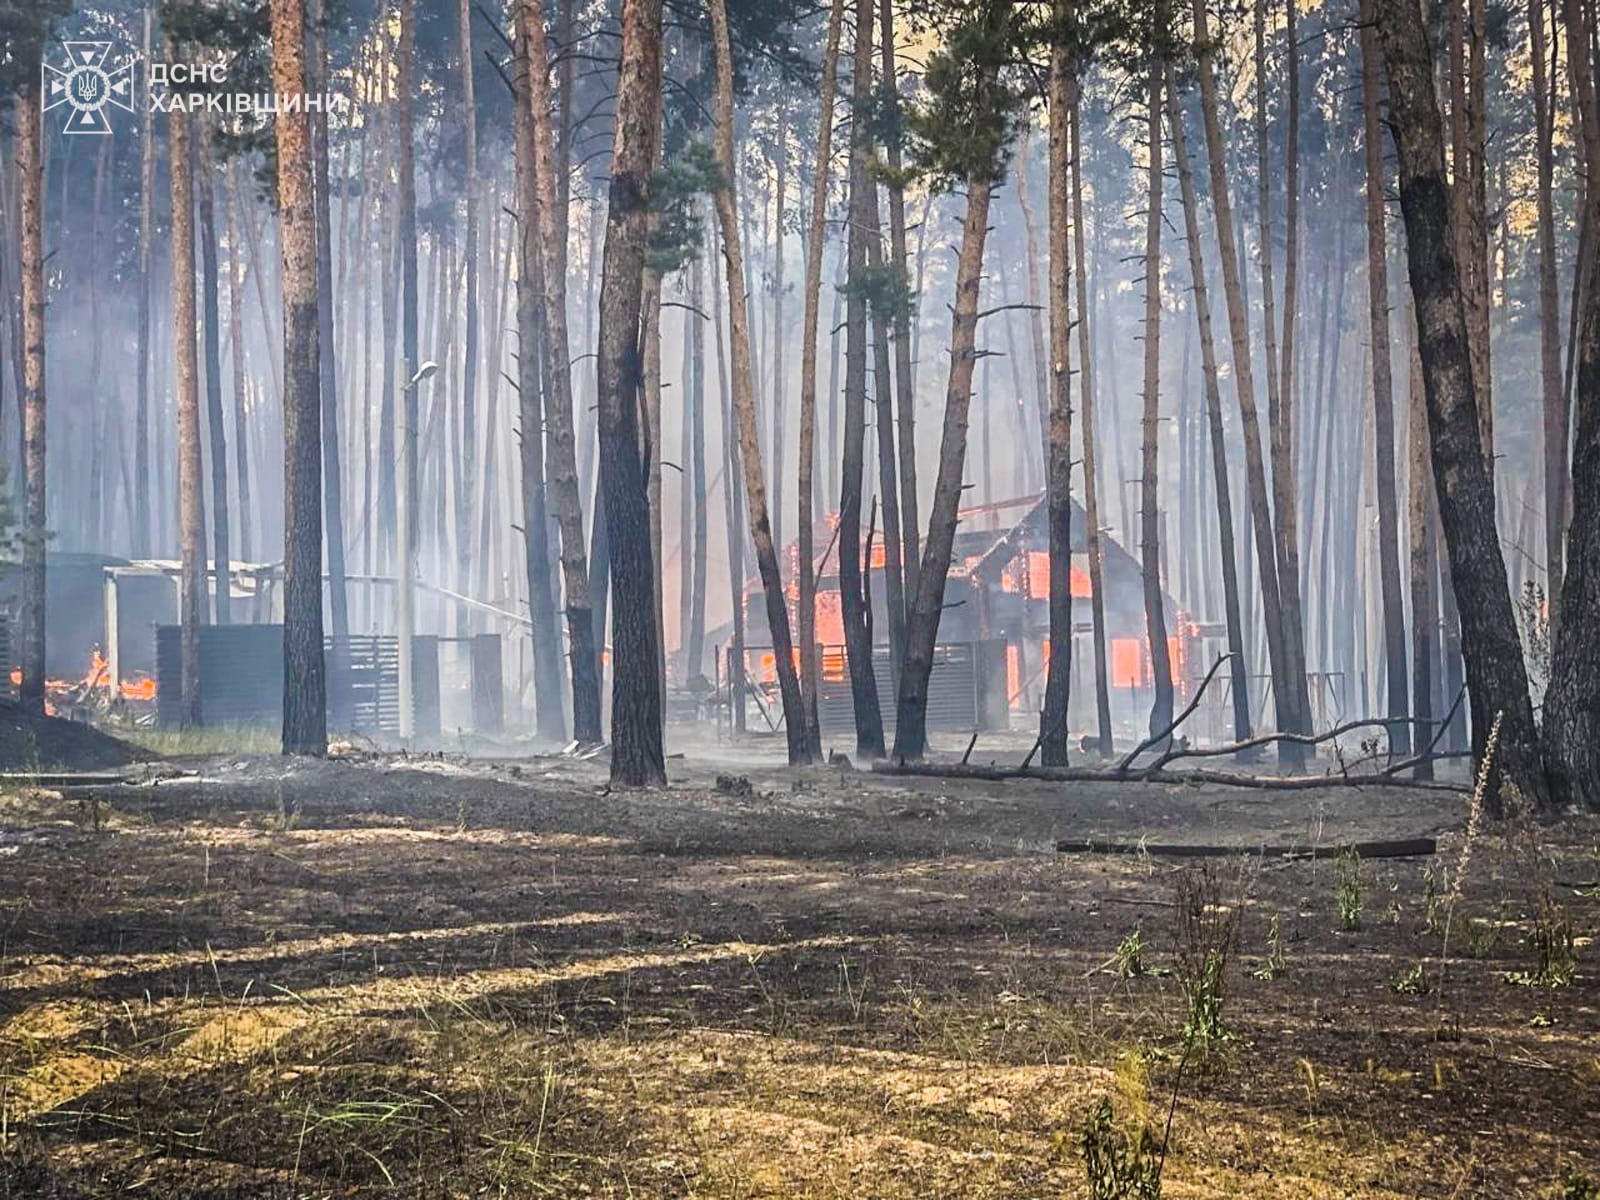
xmin=0 ymin=749 xmax=1595 ymax=1197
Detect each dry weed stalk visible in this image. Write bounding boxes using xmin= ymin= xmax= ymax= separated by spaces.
xmin=1433 ymin=711 xmax=1501 ymax=1006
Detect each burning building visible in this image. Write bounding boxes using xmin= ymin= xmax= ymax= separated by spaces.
xmin=733 ymin=494 xmax=1193 ymax=742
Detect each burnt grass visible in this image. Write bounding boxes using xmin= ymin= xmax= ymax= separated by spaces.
xmin=0 ymin=747 xmax=1596 ymax=1197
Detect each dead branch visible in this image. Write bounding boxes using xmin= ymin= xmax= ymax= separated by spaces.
xmin=868 ymin=759 xmax=1469 ymax=794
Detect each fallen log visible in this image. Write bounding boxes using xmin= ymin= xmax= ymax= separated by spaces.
xmin=1055 ymin=836 xmax=1438 ymax=859
xmin=0 ymin=772 xmax=136 ymax=788
xmin=869 ymin=759 xmax=1469 ymax=793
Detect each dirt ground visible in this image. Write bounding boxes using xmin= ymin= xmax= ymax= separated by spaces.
xmin=0 ymin=737 xmax=1596 ymax=1198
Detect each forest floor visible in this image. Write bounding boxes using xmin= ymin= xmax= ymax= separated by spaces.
xmin=0 ymin=735 xmax=1597 ymax=1198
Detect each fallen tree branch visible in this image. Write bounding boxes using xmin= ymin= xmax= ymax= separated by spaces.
xmin=1145 ymin=716 xmax=1436 ymax=774
xmin=1055 ymin=836 xmax=1439 ymax=859
xmin=1115 ymin=654 xmax=1236 ymax=773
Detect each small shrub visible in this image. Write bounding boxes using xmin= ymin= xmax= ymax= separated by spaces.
xmin=1390 ymin=963 xmax=1429 ymax=995
xmin=1174 ymin=867 xmax=1241 ymax=1053
xmin=1504 ymin=894 xmax=1576 ymax=988
xmin=1080 ymin=1097 xmax=1162 ymax=1200
xmin=1563 ymin=1162 xmax=1599 ymax=1200
xmin=1462 ymin=914 xmax=1502 ymax=959
xmin=1335 ymin=848 xmax=1368 ymax=931
xmin=1250 ymin=913 xmax=1286 ymax=981
xmin=1115 ymin=928 xmax=1147 ymax=979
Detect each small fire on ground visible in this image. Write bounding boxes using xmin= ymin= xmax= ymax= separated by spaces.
xmin=10 ymin=649 xmax=157 ymax=717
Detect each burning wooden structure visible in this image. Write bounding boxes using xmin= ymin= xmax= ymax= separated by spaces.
xmin=735 ymin=494 xmax=1195 ymax=742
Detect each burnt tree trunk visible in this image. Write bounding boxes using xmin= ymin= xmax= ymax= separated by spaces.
xmin=1542 ymin=0 xmax=1600 ymax=810
xmin=1039 ymin=15 xmax=1074 ymax=766
xmin=1374 ymin=0 xmax=1547 ymax=812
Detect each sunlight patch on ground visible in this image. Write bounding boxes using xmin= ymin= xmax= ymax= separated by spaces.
xmin=0 ymin=911 xmax=637 ymax=993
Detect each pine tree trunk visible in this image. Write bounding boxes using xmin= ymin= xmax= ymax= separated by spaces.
xmin=397 ymin=0 xmax=421 ymax=575
xmin=1532 ymin=0 xmax=1566 ymax=631
xmin=195 ymin=117 xmax=231 ymax=625
xmin=867 ymin=205 xmax=907 ymax=689
xmin=646 ymin=267 xmax=669 ymax=707
xmin=1016 ymin=126 xmax=1050 ymax=486
xmin=1168 ymin=76 xmax=1254 ymax=747
xmin=135 ymin=5 xmax=156 ymax=560
xmin=713 ymin=209 xmax=748 ymax=733
xmin=1254 ymin=0 xmax=1311 ymax=754
xmin=225 ymin=172 xmax=254 ymax=564
xmin=1140 ymin=55 xmax=1174 ymax=743
xmin=1542 ymin=0 xmax=1600 ymax=810
xmin=512 ymin=5 xmax=568 ymax=743
xmin=272 ymin=0 xmax=328 ymax=755
xmin=17 ymin=64 xmax=47 ymax=713
xmin=893 ymin=174 xmax=998 ymax=761
xmin=1071 ymin=74 xmax=1115 ymax=755
xmin=521 ymin=0 xmax=603 ymax=743
xmin=1191 ymin=0 xmax=1297 ymax=760
xmin=1039 ymin=18 xmax=1074 ymax=766
xmin=309 ymin=2 xmax=346 ymax=681
xmin=1277 ymin=0 xmax=1312 ymax=736
xmin=457 ymin=0 xmax=479 ymax=611
xmin=839 ymin=0 xmax=886 ymax=759
xmin=687 ymin=255 xmax=709 ymax=680
xmin=892 ymin=11 xmax=1009 ymax=761
xmin=87 ymin=144 xmax=108 ymax=553
xmin=678 ymin=292 xmax=695 ymax=680
xmin=770 ymin=107 xmax=788 ymax=559
xmin=1406 ymin=299 xmax=1436 ymax=779
xmin=709 ymin=0 xmax=812 ymax=765
xmin=376 ymin=24 xmax=398 ymax=564
xmin=796 ymin=0 xmax=846 ymax=760
xmin=1373 ymin=0 xmax=1547 ymax=812
xmin=595 ymin=0 xmax=667 ymax=784
xmin=1358 ymin=0 xmax=1412 ymax=755
xmin=1448 ymin=0 xmax=1494 ymax=469
xmin=170 ymin=92 xmax=206 ymax=726
xmin=878 ymin=0 xmax=919 ymax=599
